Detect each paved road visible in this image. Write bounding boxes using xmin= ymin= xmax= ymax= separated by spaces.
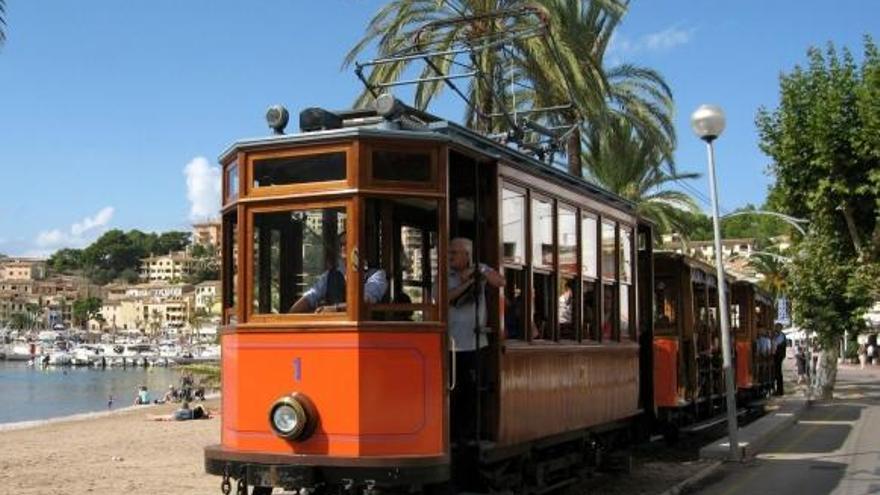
xmin=695 ymin=365 xmax=880 ymax=495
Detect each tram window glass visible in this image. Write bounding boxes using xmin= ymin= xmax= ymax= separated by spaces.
xmin=602 ymin=282 xmax=617 ymax=341
xmin=601 ymin=221 xmax=617 ymax=282
xmin=252 ymin=207 xmax=348 ymax=315
xmin=620 ymin=227 xmax=632 ymax=284
xmin=363 ymin=197 xmax=439 ymax=321
xmin=558 ymin=276 xmax=577 ymax=340
xmin=582 ymin=215 xmax=598 ymax=278
xmin=222 ymin=212 xmax=238 ymax=323
xmin=504 ymin=268 xmax=527 ymax=340
xmin=532 ymin=272 xmax=554 ymax=340
xmin=582 ymin=280 xmax=598 ymax=340
xmin=225 ymin=163 xmax=239 ymax=202
xmin=558 ymin=206 xmax=577 ymax=274
xmin=253 ymin=152 xmax=346 ymax=188
xmin=654 ymin=279 xmax=677 ymax=334
xmin=731 ymin=304 xmax=742 ymax=332
xmin=372 ymin=150 xmax=432 ymax=182
xmin=502 ymin=187 xmax=526 ymax=265
xmin=531 ymin=197 xmax=554 ymax=269
xmin=620 ymin=284 xmax=631 ymax=339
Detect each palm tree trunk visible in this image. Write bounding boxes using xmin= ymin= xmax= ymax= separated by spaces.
xmin=567 ymin=127 xmax=582 ymax=178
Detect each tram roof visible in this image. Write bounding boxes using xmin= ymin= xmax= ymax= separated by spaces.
xmin=219 ymin=109 xmax=638 ymax=213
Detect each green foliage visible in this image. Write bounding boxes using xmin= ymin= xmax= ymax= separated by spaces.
xmin=582 ymin=116 xmax=698 ymax=234
xmin=72 ymin=296 xmax=102 ymax=327
xmin=48 ymin=229 xmax=192 ymax=284
xmin=757 ymin=37 xmax=880 ymax=343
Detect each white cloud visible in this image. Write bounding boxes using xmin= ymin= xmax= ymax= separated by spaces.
xmin=184 ymin=156 xmax=221 ymax=222
xmin=34 ymin=206 xmax=116 ymax=251
xmin=609 ymin=26 xmax=694 ymax=57
xmin=71 ymin=207 xmax=115 ymax=236
xmin=644 ymin=27 xmax=693 ymax=51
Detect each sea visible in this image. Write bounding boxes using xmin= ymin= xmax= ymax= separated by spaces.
xmin=0 ymin=360 xmax=183 ymax=425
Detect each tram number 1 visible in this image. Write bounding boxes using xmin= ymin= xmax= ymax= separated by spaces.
xmin=293 ymin=357 xmax=302 ymax=382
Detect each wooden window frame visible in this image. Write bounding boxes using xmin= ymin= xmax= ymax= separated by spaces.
xmin=501 ymin=182 xmax=528 ymax=270
xmin=557 ymin=202 xmax=578 ymax=342
xmin=245 ymin=142 xmax=354 ymax=199
xmin=243 ymin=198 xmax=355 ymax=325
xmin=362 ymin=141 xmax=442 ymax=192
xmin=358 ymin=195 xmax=442 ymax=323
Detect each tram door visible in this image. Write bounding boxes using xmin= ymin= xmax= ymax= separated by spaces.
xmin=448 ymin=150 xmax=499 ymax=444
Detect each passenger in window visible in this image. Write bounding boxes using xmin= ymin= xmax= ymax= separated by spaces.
xmin=447 ymin=237 xmax=504 ymax=440
xmin=289 ymin=253 xmax=388 ymax=313
xmin=558 ymin=279 xmax=574 ymax=338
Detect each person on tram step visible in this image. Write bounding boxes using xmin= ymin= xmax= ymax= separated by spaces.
xmin=446 ymin=237 xmax=505 ymax=442
xmin=288 ymin=253 xmax=388 ymax=313
xmin=772 ymin=324 xmax=787 ymax=396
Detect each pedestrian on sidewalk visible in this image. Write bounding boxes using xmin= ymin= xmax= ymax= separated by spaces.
xmin=772 ymin=325 xmax=787 ymax=396
xmin=858 ymin=343 xmax=867 ymax=369
xmin=795 ymin=345 xmax=807 ymax=384
xmin=868 ymin=343 xmax=876 ymax=366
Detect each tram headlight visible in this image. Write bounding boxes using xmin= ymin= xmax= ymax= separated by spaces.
xmin=268 ymin=393 xmax=314 ymax=440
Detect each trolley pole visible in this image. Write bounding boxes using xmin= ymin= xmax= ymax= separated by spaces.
xmin=691 ymin=104 xmax=741 ymax=461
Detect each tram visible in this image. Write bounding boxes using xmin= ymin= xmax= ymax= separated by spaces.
xmin=204 ymin=96 xmax=657 ymax=494
xmin=732 ymin=281 xmax=777 ymax=398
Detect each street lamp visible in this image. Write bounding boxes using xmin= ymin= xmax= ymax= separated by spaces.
xmin=691 ymin=104 xmax=741 ymax=461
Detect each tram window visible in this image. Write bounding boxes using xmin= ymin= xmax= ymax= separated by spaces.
xmin=558 ymin=276 xmax=576 ymax=340
xmin=503 ymin=268 xmax=527 ymax=340
xmin=253 ymin=152 xmax=346 ymax=188
xmin=222 ymin=212 xmax=238 ymax=323
xmin=620 ymin=227 xmax=632 ymax=284
xmin=654 ymin=279 xmax=677 ymax=334
xmin=620 ymin=284 xmax=631 ymax=339
xmin=225 ymin=163 xmax=239 ymax=202
xmin=582 ymin=280 xmax=598 ymax=340
xmin=581 ymin=215 xmax=598 ymax=279
xmin=532 ymin=272 xmax=554 ymax=340
xmin=731 ymin=304 xmax=742 ymax=333
xmin=602 ymin=282 xmax=617 ymax=341
xmin=531 ymin=198 xmax=554 ymax=269
xmin=363 ymin=197 xmax=439 ymax=321
xmin=372 ymin=150 xmax=432 ymax=182
xmin=558 ymin=207 xmax=577 ymax=274
xmin=502 ymin=188 xmax=526 ymax=265
xmin=601 ymin=221 xmax=617 ymax=282
xmin=251 ymin=207 xmax=348 ymax=315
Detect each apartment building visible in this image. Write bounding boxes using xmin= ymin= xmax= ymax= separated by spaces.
xmin=139 ymin=250 xmax=196 ymax=282
xmin=0 ymin=258 xmax=46 ymax=281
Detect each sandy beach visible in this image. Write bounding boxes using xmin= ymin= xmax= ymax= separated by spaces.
xmin=0 ymin=400 xmax=221 ymax=495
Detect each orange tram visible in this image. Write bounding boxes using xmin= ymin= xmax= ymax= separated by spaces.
xmin=205 ymin=98 xmax=777 ymax=494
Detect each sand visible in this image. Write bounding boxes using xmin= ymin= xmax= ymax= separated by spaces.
xmin=0 ymin=400 xmax=221 ymax=495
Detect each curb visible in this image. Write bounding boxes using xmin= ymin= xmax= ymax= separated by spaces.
xmin=657 ymin=461 xmax=724 ymax=495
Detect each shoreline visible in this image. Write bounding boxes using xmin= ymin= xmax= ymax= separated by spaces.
xmin=0 ymin=392 xmax=221 ymax=432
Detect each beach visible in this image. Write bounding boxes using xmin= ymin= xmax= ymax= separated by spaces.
xmin=0 ymin=399 xmax=220 ymax=495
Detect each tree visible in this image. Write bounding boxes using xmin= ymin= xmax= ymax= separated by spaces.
xmin=72 ymin=297 xmax=102 ymax=328
xmin=582 ymin=116 xmax=698 ymax=234
xmin=48 ymin=248 xmax=84 ymax=274
xmin=756 ymin=37 xmax=880 ymax=398
xmin=519 ymin=0 xmax=675 ymax=177
xmin=344 ymin=0 xmax=674 ymax=180
xmin=0 ymin=0 xmax=6 ymax=47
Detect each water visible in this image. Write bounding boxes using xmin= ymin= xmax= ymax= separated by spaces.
xmin=0 ymin=361 xmax=183 ymax=424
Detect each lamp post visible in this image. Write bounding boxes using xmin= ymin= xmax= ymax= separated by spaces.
xmin=691 ymin=104 xmax=741 ymax=461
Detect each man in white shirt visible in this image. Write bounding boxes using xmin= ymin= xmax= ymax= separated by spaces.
xmin=447 ymin=237 xmax=504 ymax=442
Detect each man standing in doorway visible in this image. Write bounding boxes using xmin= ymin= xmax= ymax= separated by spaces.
xmin=447 ymin=237 xmax=505 ymax=443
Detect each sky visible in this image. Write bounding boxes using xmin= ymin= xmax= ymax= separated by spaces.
xmin=0 ymin=1 xmax=877 ymax=257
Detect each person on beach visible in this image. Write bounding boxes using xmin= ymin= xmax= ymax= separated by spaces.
xmin=107 ymin=394 xmax=113 ymax=409
xmin=149 ymin=402 xmax=211 ymax=421
xmin=134 ymin=385 xmax=150 ymax=405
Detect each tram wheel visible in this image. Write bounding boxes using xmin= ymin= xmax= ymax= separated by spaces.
xmin=251 ymin=487 xmax=273 ymax=495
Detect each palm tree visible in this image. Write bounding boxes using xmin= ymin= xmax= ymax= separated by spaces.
xmin=748 ymin=251 xmax=788 ymax=299
xmin=344 ymin=0 xmax=528 ymax=131
xmin=582 ymin=117 xmax=699 ymax=234
xmin=0 ymin=0 xmax=6 ymax=47
xmin=516 ymin=0 xmax=675 ymax=177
